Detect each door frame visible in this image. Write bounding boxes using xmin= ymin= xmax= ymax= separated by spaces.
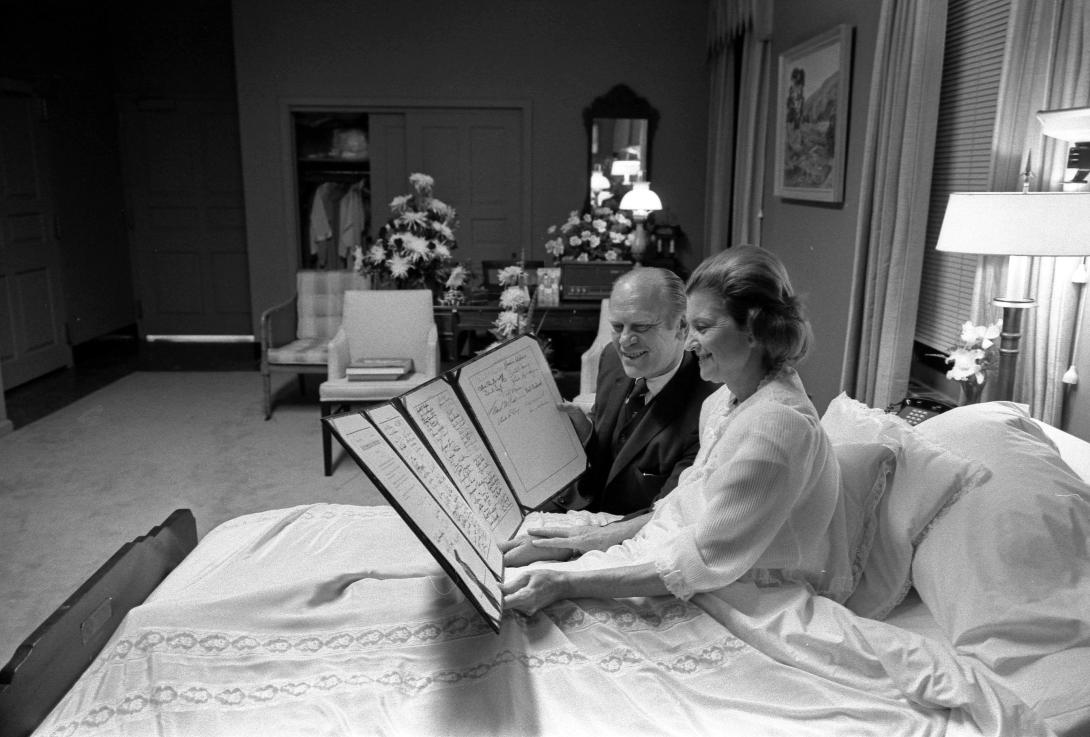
xmin=277 ymin=97 xmax=533 ymax=273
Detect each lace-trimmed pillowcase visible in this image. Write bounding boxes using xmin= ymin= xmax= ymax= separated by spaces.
xmin=820 ymin=393 xmax=989 ymax=620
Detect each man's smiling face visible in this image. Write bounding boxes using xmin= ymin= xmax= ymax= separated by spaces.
xmin=607 ymin=281 xmax=687 ymax=380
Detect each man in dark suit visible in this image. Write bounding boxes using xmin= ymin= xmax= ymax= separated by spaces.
xmin=501 ymin=267 xmax=716 ymax=565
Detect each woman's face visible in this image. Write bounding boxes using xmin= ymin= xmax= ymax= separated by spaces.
xmin=685 ymin=289 xmax=757 ymax=385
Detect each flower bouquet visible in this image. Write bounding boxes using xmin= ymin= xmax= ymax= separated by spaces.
xmin=489 ymin=264 xmax=534 ymax=342
xmin=543 ymin=202 xmax=636 ymax=263
xmin=940 ymin=319 xmax=1002 ymax=403
xmin=357 ymin=173 xmax=459 ymax=296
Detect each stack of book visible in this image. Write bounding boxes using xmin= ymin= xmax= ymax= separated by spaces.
xmin=345 ymin=358 xmax=413 ymax=381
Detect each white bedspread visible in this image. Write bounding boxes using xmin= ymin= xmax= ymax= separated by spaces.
xmin=34 ymin=504 xmax=1052 ymax=737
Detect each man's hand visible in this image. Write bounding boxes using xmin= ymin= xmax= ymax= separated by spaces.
xmin=557 ymin=401 xmax=593 ymax=444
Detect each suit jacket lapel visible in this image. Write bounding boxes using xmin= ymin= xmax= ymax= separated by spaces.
xmin=606 ymin=354 xmax=698 ymax=486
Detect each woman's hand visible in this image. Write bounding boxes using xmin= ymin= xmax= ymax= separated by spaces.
xmin=501 ymin=569 xmax=570 ymax=616
xmin=498 ymin=529 xmax=576 ymax=567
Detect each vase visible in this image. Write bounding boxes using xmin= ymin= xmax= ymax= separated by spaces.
xmin=959 ymin=380 xmax=984 ymax=405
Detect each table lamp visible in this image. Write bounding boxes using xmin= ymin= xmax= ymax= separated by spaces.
xmin=619 ymin=178 xmax=662 ymax=264
xmin=935 ymin=191 xmax=1090 ymax=400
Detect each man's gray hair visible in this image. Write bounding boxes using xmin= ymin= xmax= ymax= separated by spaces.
xmin=612 ymin=267 xmax=687 ymax=324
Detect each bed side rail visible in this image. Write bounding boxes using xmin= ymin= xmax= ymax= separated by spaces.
xmin=0 ymin=508 xmax=197 ymax=737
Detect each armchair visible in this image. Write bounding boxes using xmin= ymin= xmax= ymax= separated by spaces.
xmin=319 ymin=289 xmax=440 ymax=475
xmin=573 ymin=298 xmax=612 ymax=414
xmin=260 ymin=270 xmax=369 ymax=419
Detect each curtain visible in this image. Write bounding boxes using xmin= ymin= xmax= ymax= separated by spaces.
xmin=704 ymin=0 xmax=773 ymax=256
xmin=842 ymin=0 xmax=947 ymax=408
xmin=976 ymin=0 xmax=1089 ymax=424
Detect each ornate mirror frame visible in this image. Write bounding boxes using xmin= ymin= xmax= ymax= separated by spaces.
xmin=583 ymin=84 xmax=660 ymax=210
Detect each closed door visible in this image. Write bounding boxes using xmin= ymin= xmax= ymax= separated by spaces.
xmin=119 ymin=97 xmax=250 ymax=335
xmin=405 ymin=108 xmax=527 ymax=264
xmin=0 ymin=91 xmax=71 ymax=389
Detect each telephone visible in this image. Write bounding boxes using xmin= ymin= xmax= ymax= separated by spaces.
xmin=886 ymin=396 xmax=956 ymax=426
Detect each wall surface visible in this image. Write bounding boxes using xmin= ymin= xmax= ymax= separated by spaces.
xmin=0 ymin=4 xmax=133 ymax=347
xmin=231 ymin=0 xmax=709 ymax=333
xmin=760 ymin=0 xmax=882 ymax=414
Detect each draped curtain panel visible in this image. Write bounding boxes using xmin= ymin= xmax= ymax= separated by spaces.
xmin=975 ymin=0 xmax=1090 ymax=425
xmin=704 ymin=0 xmax=773 ymax=256
xmin=843 ymin=0 xmax=947 ymax=409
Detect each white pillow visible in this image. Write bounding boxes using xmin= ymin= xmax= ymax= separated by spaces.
xmin=833 ymin=442 xmax=896 ymax=588
xmin=821 ymin=393 xmax=989 ymax=619
xmin=913 ymin=401 xmax=1090 ymax=732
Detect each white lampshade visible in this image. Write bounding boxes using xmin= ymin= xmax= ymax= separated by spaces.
xmin=935 ymin=192 xmax=1090 ymax=256
xmin=610 ymin=160 xmax=641 ymax=180
xmin=1037 ymin=107 xmax=1090 ymax=142
xmin=619 ymin=180 xmax=662 ymax=214
xmin=590 ymin=166 xmax=611 ymax=193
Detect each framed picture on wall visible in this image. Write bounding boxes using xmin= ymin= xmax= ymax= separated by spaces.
xmin=774 ymin=25 xmax=853 ymax=203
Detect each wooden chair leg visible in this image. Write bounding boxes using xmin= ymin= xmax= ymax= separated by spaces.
xmin=321 ymin=401 xmax=333 ymax=476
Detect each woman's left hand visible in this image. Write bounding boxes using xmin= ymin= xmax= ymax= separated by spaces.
xmin=501 ymin=569 xmax=570 ymax=616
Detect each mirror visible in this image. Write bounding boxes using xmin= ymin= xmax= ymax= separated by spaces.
xmin=584 ymin=85 xmax=659 ymax=209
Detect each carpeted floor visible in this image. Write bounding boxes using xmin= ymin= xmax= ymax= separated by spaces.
xmin=0 ymin=371 xmax=385 ymax=662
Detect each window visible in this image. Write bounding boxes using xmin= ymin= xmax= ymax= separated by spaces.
xmin=915 ymin=0 xmax=1010 ymax=350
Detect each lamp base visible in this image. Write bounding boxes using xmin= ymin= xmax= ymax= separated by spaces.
xmin=991 ymin=296 xmax=1036 ymax=401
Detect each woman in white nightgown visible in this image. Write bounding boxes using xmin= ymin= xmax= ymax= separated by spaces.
xmin=502 ymin=245 xmax=853 ymax=614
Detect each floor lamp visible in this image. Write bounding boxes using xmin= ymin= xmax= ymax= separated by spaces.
xmin=935 ymin=191 xmax=1090 ymax=401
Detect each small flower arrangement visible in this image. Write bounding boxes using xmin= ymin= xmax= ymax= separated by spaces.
xmin=543 ymin=202 xmax=635 ymax=263
xmin=490 ymin=264 xmax=534 ymax=342
xmin=942 ymin=320 xmax=1002 ymax=385
xmin=357 ymin=173 xmax=458 ymax=293
xmin=437 ymin=262 xmax=473 ymax=306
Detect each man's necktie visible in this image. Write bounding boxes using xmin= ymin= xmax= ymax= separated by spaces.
xmin=620 ymin=377 xmax=649 ymax=432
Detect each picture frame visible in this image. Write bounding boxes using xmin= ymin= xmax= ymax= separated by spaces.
xmin=774 ymin=25 xmax=853 ymax=203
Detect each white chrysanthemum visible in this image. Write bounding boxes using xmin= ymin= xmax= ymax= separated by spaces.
xmin=399 ymin=211 xmax=428 ymax=228
xmin=493 ymin=310 xmax=522 ymax=338
xmin=402 ymin=234 xmax=428 ymax=259
xmin=409 ymin=172 xmax=434 ymax=190
xmin=428 ymin=198 xmax=450 ymax=216
xmin=497 ymin=265 xmax=524 ymax=286
xmin=587 ymin=234 xmax=601 ymax=248
xmin=547 ymin=224 xmax=557 ymax=234
xmin=604 ymin=249 xmax=619 ymax=261
xmin=582 ymin=213 xmax=592 ymax=223
xmin=609 ymin=231 xmax=627 ymax=244
xmin=389 ymin=194 xmax=411 ymax=213
xmin=568 ymin=235 xmax=582 ymax=247
xmin=388 ymin=253 xmax=412 ymax=279
xmin=434 ymin=222 xmax=454 ymax=240
xmin=434 ymin=243 xmax=451 ymax=260
xmin=499 ymin=286 xmax=530 ymax=309
xmin=592 ymin=218 xmax=607 ymax=233
xmin=613 ymin=212 xmax=631 ymax=227
xmin=445 ymin=265 xmax=468 ymax=288
xmin=365 ymin=244 xmax=387 ymax=263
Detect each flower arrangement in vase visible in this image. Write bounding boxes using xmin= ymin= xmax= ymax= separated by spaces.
xmin=356 ymin=173 xmax=461 ymax=299
xmin=489 ymin=264 xmax=535 ymax=342
xmin=543 ymin=201 xmax=636 ymax=263
xmin=940 ymin=319 xmax=1002 ymax=403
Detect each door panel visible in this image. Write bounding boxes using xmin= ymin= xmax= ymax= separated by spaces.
xmin=405 ymin=109 xmax=525 ymax=265
xmin=120 ymin=97 xmax=250 ymax=335
xmin=0 ymin=93 xmax=71 ymax=389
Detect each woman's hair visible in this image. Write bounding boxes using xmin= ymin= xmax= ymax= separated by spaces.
xmin=686 ymin=245 xmax=812 ymax=371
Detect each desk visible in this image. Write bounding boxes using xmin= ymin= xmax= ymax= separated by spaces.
xmin=434 ymin=301 xmax=603 ymax=364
